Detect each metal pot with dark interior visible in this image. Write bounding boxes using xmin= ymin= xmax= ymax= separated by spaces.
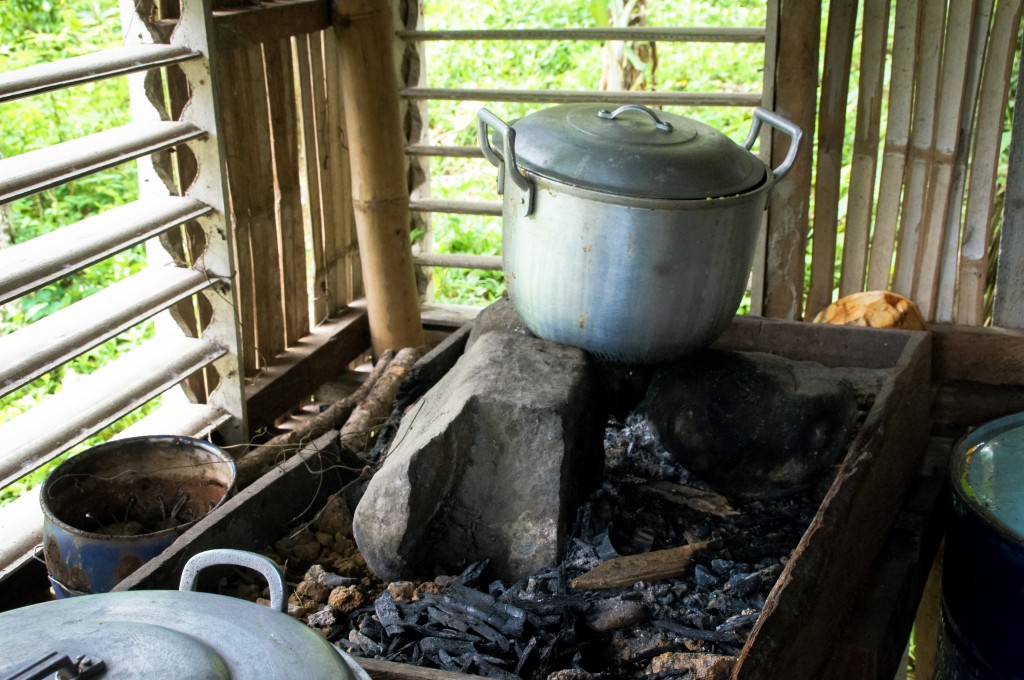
xmin=478 ymin=103 xmax=802 ymax=363
xmin=0 ymin=549 xmax=371 ymax=679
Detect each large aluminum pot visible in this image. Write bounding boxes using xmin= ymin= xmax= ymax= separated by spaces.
xmin=0 ymin=549 xmax=371 ymax=679
xmin=478 ymin=103 xmax=802 ymax=363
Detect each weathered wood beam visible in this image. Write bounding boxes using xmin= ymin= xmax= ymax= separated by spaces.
xmin=155 ymin=0 xmax=330 ymax=49
xmin=398 ymin=27 xmax=765 ymax=43
xmin=401 ymin=87 xmax=761 ymax=107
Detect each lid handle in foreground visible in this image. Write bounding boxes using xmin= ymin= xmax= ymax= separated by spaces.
xmin=477 ymin=108 xmax=535 ymax=216
xmin=179 ymin=548 xmax=286 ymax=613
xmin=597 ymin=104 xmax=674 ymax=132
xmin=742 ymin=107 xmax=803 ymax=182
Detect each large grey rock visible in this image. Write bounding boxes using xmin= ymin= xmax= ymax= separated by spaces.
xmin=352 ymin=330 xmax=602 ymax=583
xmin=643 ymin=350 xmax=858 ymax=498
xmin=465 ymin=294 xmax=534 ymax=351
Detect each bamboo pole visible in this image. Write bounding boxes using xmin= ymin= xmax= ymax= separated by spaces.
xmin=839 ymin=0 xmax=890 ymax=297
xmin=332 ymin=0 xmax=425 ymax=355
xmin=866 ymin=0 xmax=920 ymax=291
xmin=957 ymin=0 xmax=1023 ymax=325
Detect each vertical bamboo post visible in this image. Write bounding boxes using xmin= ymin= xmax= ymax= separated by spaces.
xmin=332 ymin=0 xmax=425 ymax=355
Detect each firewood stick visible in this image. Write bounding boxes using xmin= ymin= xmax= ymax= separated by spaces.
xmin=235 ymin=350 xmax=396 ymax=488
xmin=570 ymin=540 xmax=716 ymax=591
xmin=339 ymin=346 xmax=425 ymax=455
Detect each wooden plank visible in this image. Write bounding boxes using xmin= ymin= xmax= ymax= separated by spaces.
xmin=762 ymin=0 xmax=820 ymax=319
xmin=913 ymin=0 xmax=978 ymax=318
xmin=264 ymin=38 xmax=310 ymax=344
xmin=932 ymin=380 xmax=1024 ymax=435
xmin=418 ymin=302 xmax=482 ymax=330
xmin=409 ymin=199 xmax=502 ymax=216
xmin=400 ymin=87 xmax=762 ymax=107
xmin=0 ymin=121 xmax=204 ymax=204
xmin=806 ymin=0 xmax=858 ymax=319
xmin=0 ymin=267 xmax=210 ymax=399
xmin=0 ymin=196 xmax=210 ymax=305
xmin=866 ymin=0 xmax=920 ymax=291
xmin=993 ymin=47 xmax=1024 ymax=328
xmin=935 ymin=0 xmax=995 ymax=321
xmin=891 ymin=0 xmax=945 ymax=298
xmin=0 ymin=44 xmax=198 ymax=103
xmin=929 ymin=322 xmax=1024 ymax=385
xmin=357 ymin=659 xmax=474 ymax=680
xmin=413 ymin=253 xmax=502 ymax=270
xmin=405 ymin=144 xmax=483 ymax=158
xmin=113 ymin=403 xmax=230 ymax=440
xmin=839 ymin=0 xmax=891 ymax=296
xmin=154 ymin=0 xmax=330 ymax=48
xmin=0 ymin=336 xmax=225 ymax=489
xmin=244 ymin=309 xmax=371 ymax=434
xmin=736 ymin=331 xmax=932 ymax=679
xmin=956 ymin=0 xmax=1024 ymax=325
xmin=334 ymin=0 xmax=425 ymax=356
xmin=295 ymin=33 xmax=330 ymax=323
xmin=398 ymin=27 xmax=765 ymax=43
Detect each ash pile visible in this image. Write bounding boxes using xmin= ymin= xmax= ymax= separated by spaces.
xmin=280 ymin=412 xmax=825 ymax=680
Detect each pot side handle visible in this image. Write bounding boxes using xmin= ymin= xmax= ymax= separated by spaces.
xmin=179 ymin=548 xmax=287 ymax=613
xmin=743 ymin=107 xmax=803 ymax=182
xmin=477 ymin=108 xmax=535 ymax=216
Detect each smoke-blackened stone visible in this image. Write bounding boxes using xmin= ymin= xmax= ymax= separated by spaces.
xmin=353 ymin=330 xmax=602 ymax=583
xmin=643 ymin=349 xmax=857 ymax=498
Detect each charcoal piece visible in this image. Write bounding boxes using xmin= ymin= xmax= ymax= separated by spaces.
xmin=307 ymin=607 xmax=337 ymax=630
xmin=514 ymin=635 xmax=538 ymax=675
xmin=375 ymin=590 xmax=405 ymax=636
xmin=717 ymin=612 xmax=759 ymax=633
xmin=709 ymin=559 xmax=734 ymax=576
xmin=584 ymin=596 xmax=647 ymax=633
xmin=419 ymin=636 xmax=478 ymax=657
xmin=470 ymin=619 xmax=512 ymax=651
xmin=456 ymin=560 xmax=491 ymax=587
xmin=428 ymin=604 xmax=471 ymax=632
xmin=653 ymin=620 xmax=741 ymax=645
xmin=475 ymin=658 xmax=521 ymax=679
xmin=643 ymin=349 xmax=858 ymax=498
xmin=693 ymin=564 xmax=717 ymax=590
xmin=348 ymin=628 xmax=383 ymax=656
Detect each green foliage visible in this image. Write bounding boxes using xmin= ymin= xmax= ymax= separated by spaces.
xmin=1 ymin=0 xmax=158 ymax=504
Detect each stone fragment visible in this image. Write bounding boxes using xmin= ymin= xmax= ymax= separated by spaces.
xmin=646 ymin=652 xmax=734 ymax=680
xmin=353 ymin=330 xmax=603 ymax=583
xmin=644 ymin=350 xmax=858 ymax=498
xmin=387 ymin=580 xmax=416 ymax=602
xmin=316 ymin=494 xmax=353 ymax=537
xmin=328 ymin=585 xmax=365 ymax=612
xmin=294 ymin=579 xmax=331 ymax=604
xmin=465 ymin=295 xmax=534 ymax=351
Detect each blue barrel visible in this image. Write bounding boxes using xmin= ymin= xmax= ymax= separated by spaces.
xmin=40 ymin=435 xmax=235 ymax=597
xmin=937 ymin=412 xmax=1024 ymax=680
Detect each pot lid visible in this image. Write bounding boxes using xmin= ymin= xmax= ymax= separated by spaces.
xmin=508 ymin=103 xmax=767 ymax=200
xmin=953 ymin=411 xmax=1024 ymax=541
xmin=0 ymin=590 xmax=368 ymax=679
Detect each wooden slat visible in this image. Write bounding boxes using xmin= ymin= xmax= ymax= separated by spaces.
xmin=0 ymin=266 xmax=210 ymax=400
xmin=806 ymin=0 xmax=858 ymax=319
xmin=0 ymin=44 xmax=199 ymax=103
xmin=409 ymin=199 xmax=502 ymax=216
xmin=401 ymin=87 xmax=762 ymax=107
xmin=413 ymin=253 xmax=502 ymax=270
xmin=418 ymin=301 xmax=482 ymax=330
xmin=935 ymin=0 xmax=995 ymax=321
xmin=397 ymin=27 xmax=766 ymax=43
xmin=264 ymin=38 xmax=310 ymax=344
xmin=113 ymin=403 xmax=231 ymax=441
xmin=0 ymin=196 xmax=210 ymax=306
xmin=913 ymin=0 xmax=978 ymax=318
xmin=839 ymin=0 xmax=891 ymax=296
xmin=405 ymin=144 xmax=483 ymax=159
xmin=295 ymin=33 xmax=330 ymax=323
xmin=244 ymin=309 xmax=370 ymax=434
xmin=994 ymin=49 xmax=1024 ymax=329
xmin=891 ymin=0 xmax=945 ymax=298
xmin=0 ymin=121 xmax=205 ymax=204
xmin=762 ymin=0 xmax=820 ymax=319
xmin=957 ymin=0 xmax=1024 ymax=325
xmin=866 ymin=0 xmax=920 ymax=291
xmin=0 ymin=336 xmax=226 ymax=489
xmin=0 ymin=488 xmax=43 ymax=585
xmin=154 ymin=0 xmax=331 ymax=49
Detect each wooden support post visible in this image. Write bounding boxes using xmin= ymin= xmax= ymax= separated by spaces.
xmin=332 ymin=0 xmax=425 ymax=355
xmin=994 ymin=52 xmax=1024 ymax=329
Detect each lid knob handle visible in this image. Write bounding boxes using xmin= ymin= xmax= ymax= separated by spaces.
xmin=597 ymin=104 xmax=674 ymax=133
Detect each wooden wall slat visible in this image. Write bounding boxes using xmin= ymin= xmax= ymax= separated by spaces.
xmin=839 ymin=0 xmax=890 ymax=297
xmin=994 ymin=49 xmax=1024 ymax=329
xmin=763 ymin=0 xmax=820 ymax=320
xmin=806 ymin=0 xmax=858 ymax=319
xmin=891 ymin=0 xmax=944 ymax=298
xmin=912 ymin=0 xmax=978 ymax=318
xmin=264 ymin=37 xmax=310 ymax=344
xmin=866 ymin=0 xmax=920 ymax=291
xmin=957 ymin=0 xmax=1024 ymax=325
xmin=935 ymin=0 xmax=995 ymax=322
